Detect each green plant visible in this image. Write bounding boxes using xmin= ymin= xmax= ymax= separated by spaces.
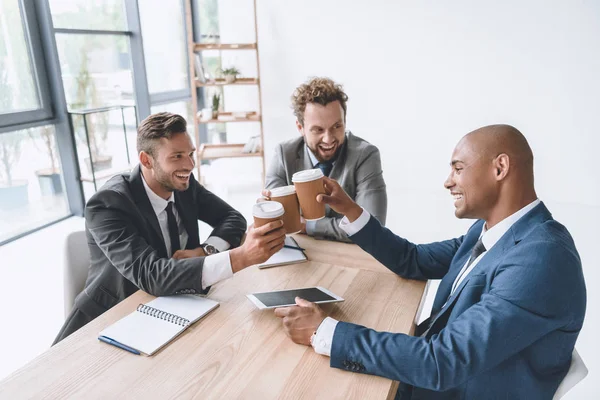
xmin=221 ymin=67 xmax=240 ymax=77
xmin=0 ymin=65 xmax=25 ymax=186
xmin=70 ymin=47 xmax=109 ymax=162
xmin=212 ymin=93 xmax=221 ymax=111
xmin=27 ymin=126 xmax=59 ymax=173
xmin=0 ymin=132 xmax=24 ymax=187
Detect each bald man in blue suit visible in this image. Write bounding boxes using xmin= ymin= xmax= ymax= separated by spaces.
xmin=275 ymin=125 xmax=586 ymax=399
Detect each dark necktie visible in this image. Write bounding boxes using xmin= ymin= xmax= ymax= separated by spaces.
xmin=450 ymin=238 xmax=486 ymax=294
xmin=165 ymin=201 xmax=181 ymax=255
xmin=316 ymin=161 xmax=333 ymax=177
xmin=418 ymin=238 xmax=486 ymax=337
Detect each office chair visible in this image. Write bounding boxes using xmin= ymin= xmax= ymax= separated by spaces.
xmin=63 ymin=231 xmax=90 ymax=318
xmin=553 ymin=348 xmax=588 ymax=399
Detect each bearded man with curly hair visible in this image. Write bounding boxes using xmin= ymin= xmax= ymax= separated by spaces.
xmin=263 ymin=77 xmax=387 ymax=242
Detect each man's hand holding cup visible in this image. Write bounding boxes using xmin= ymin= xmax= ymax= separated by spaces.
xmin=317 ymin=176 xmax=363 ymax=222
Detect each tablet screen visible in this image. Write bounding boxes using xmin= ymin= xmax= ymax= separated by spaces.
xmin=254 ymin=287 xmax=336 ymax=307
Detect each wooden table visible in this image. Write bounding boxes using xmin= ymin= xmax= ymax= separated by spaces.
xmin=0 ymin=235 xmax=425 ymax=399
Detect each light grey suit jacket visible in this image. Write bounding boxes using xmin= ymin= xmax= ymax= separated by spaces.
xmin=265 ymin=131 xmax=387 ymax=242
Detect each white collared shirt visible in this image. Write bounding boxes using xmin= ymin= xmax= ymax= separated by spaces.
xmin=311 ymin=199 xmax=541 ymax=357
xmin=141 ymin=174 xmax=233 ymax=289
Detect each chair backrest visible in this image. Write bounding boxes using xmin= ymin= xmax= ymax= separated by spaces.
xmin=553 ymin=348 xmax=588 ymax=399
xmin=63 ymin=231 xmax=90 ymax=318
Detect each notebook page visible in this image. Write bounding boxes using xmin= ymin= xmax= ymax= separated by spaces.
xmin=258 ymin=236 xmax=307 ymax=268
xmin=145 ymin=294 xmax=219 ymax=324
xmin=99 ymin=311 xmax=183 ymax=356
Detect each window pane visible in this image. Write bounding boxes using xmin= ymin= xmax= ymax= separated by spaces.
xmin=197 ymin=0 xmax=220 ymax=43
xmin=70 ymin=107 xmax=137 ymax=201
xmin=151 ymin=101 xmax=196 ymax=145
xmin=0 ymin=0 xmax=40 ymax=114
xmin=139 ymin=0 xmax=188 ymax=94
xmin=49 ymin=0 xmax=127 ymax=31
xmin=55 ymin=34 xmax=134 ymax=110
xmin=0 ymin=126 xmax=69 ymax=243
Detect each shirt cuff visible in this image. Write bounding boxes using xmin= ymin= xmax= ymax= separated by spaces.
xmin=201 ymin=250 xmax=233 ymax=289
xmin=312 ymin=317 xmax=339 ymax=357
xmin=305 ymin=220 xmax=317 ymax=236
xmin=339 ymin=208 xmax=371 ymax=236
xmin=205 ymin=236 xmax=231 ymax=252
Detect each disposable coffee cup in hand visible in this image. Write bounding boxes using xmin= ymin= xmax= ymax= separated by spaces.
xmin=292 ymin=169 xmax=326 ymax=221
xmin=252 ymin=201 xmax=284 ymax=230
xmin=269 ymin=185 xmax=302 ymax=234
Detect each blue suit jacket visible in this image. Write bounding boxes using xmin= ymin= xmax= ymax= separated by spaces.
xmin=330 ymin=202 xmax=586 ymax=399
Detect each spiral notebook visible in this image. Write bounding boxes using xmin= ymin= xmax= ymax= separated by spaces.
xmin=98 ymin=295 xmax=219 ymax=356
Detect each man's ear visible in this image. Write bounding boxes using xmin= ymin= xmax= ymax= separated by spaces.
xmin=493 ymin=153 xmax=510 ymax=181
xmin=139 ymin=151 xmax=153 ymax=169
xmin=296 ymin=119 xmax=304 ymax=136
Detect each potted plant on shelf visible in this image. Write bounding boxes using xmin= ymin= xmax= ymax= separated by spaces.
xmin=28 ymin=126 xmax=63 ymax=195
xmin=0 ymin=132 xmax=28 ymax=210
xmin=212 ymin=92 xmax=221 ymax=119
xmin=221 ymin=67 xmax=240 ymax=83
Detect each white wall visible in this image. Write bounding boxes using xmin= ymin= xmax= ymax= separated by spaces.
xmin=256 ymin=1 xmax=600 ymax=397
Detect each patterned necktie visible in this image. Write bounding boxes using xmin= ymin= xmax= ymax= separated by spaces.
xmin=418 ymin=238 xmax=487 ymax=337
xmin=450 ymin=238 xmax=486 ymax=295
xmin=316 ymin=161 xmax=333 ymax=177
xmin=165 ymin=201 xmax=181 ymax=256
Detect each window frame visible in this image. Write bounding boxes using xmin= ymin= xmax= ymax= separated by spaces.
xmin=0 ymin=0 xmax=53 ymax=130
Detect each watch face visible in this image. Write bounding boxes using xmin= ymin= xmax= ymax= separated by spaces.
xmin=204 ymin=244 xmax=217 ymax=254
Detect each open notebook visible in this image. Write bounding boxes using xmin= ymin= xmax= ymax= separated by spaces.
xmin=257 ymin=236 xmax=308 ymax=269
xmin=99 ymin=295 xmax=219 ymax=356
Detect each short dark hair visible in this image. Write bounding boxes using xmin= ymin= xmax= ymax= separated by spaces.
xmin=137 ymin=112 xmax=187 ymax=157
xmin=291 ymin=77 xmax=349 ymax=126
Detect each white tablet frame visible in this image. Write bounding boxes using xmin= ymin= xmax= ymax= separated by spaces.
xmin=246 ymin=286 xmax=344 ymax=309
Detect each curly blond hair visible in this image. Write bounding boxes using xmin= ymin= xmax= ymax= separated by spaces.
xmin=291 ymin=77 xmax=348 ymax=126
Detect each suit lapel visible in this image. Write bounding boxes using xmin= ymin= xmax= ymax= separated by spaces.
xmin=429 ymin=202 xmax=553 ymax=330
xmin=328 ymin=132 xmax=349 ymax=180
xmin=296 ymin=145 xmax=313 ymax=173
xmin=128 ymin=165 xmax=168 ymax=256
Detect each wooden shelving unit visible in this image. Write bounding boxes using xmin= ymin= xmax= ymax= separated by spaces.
xmin=198 ymin=143 xmax=263 ymax=160
xmin=194 ymin=43 xmax=256 ymax=51
xmin=184 ymin=0 xmax=265 ymax=185
xmin=194 ymin=77 xmax=259 ymax=87
xmin=196 ymin=111 xmax=261 ymax=124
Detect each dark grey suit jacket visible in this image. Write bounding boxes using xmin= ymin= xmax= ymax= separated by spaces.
xmin=53 ymin=165 xmax=246 ymax=344
xmin=265 ymin=131 xmax=387 ymax=242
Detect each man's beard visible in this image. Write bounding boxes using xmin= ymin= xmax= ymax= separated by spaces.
xmin=153 ymin=162 xmax=178 ymax=192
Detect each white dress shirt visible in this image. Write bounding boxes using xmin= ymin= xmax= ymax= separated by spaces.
xmin=311 ymin=199 xmax=541 ymax=356
xmin=304 ymin=146 xmax=336 ymax=236
xmin=141 ymin=175 xmax=234 ymax=289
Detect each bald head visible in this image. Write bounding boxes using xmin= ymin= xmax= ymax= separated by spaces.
xmin=445 ymin=124 xmax=538 ymax=227
xmin=463 ymin=124 xmax=534 ymax=178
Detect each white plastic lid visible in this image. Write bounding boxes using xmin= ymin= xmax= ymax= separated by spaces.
xmin=270 ymin=185 xmax=296 ymax=197
xmin=292 ymin=169 xmax=324 ymax=183
xmin=253 ymin=201 xmax=284 ymax=218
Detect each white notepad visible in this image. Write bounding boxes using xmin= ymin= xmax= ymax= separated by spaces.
xmin=99 ymin=295 xmax=219 ymax=356
xmin=257 ymin=236 xmax=308 ymax=269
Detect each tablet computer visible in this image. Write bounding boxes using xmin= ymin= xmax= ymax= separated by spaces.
xmin=246 ymin=287 xmax=344 ymax=309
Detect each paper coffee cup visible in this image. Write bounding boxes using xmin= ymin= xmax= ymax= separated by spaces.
xmin=252 ymin=201 xmax=284 ymax=228
xmin=269 ymin=185 xmax=302 ymax=234
xmin=292 ymin=169 xmax=326 ymax=221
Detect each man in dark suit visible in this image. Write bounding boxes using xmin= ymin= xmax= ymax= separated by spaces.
xmin=274 ymin=125 xmax=586 ymax=399
xmin=54 ymin=112 xmax=285 ymax=344
xmin=263 ymin=77 xmax=387 ymax=242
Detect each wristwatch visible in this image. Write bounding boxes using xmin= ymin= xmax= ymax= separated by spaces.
xmin=201 ymin=243 xmax=219 ymax=255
